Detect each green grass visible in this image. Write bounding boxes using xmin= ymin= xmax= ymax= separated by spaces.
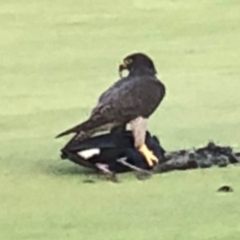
xmin=1 ymin=0 xmax=240 ymax=239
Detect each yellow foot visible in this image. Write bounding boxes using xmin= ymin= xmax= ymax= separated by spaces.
xmin=138 ymin=144 xmax=159 ymax=166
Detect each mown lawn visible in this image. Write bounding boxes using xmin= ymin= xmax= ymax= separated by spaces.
xmin=1 ymin=0 xmax=240 ymax=239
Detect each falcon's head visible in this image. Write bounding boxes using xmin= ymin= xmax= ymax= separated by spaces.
xmin=119 ymin=53 xmax=157 ymax=78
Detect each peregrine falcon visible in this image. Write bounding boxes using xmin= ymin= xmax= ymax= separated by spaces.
xmin=56 ymin=53 xmax=166 ymax=166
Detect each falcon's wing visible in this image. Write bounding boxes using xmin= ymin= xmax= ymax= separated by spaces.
xmin=56 ymin=76 xmax=165 ymax=138
xmin=91 ymin=75 xmax=165 ymax=122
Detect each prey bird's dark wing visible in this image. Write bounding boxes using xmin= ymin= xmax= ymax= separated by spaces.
xmin=56 ymin=75 xmax=165 ymax=138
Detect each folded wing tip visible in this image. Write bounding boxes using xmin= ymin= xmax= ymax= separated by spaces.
xmin=55 ymin=132 xmax=66 ymax=138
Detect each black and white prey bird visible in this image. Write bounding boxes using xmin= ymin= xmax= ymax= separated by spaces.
xmin=56 ymin=53 xmax=166 ymax=166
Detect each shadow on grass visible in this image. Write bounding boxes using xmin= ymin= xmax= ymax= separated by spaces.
xmin=37 ymin=159 xmax=95 ymax=177
xmin=52 ymin=163 xmax=96 ymax=176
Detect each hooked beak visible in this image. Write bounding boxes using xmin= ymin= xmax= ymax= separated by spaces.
xmin=118 ymin=62 xmax=127 ymax=78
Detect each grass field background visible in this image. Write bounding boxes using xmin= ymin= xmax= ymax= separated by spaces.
xmin=1 ymin=0 xmax=240 ymax=239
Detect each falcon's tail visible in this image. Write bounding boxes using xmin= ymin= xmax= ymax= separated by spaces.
xmin=56 ymin=120 xmax=89 ymax=138
xmin=55 ymin=118 xmax=106 ymax=138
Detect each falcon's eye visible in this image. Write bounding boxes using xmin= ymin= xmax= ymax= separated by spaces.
xmin=124 ymin=58 xmax=132 ymax=65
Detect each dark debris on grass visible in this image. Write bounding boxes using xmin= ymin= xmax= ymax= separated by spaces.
xmin=153 ymin=141 xmax=240 ymax=173
xmin=217 ymin=185 xmax=234 ymax=192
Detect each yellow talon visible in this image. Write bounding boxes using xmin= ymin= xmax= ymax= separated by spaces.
xmin=138 ymin=144 xmax=159 ymax=166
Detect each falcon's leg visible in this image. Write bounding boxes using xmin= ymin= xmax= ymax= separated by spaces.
xmin=130 ymin=117 xmax=159 ymax=167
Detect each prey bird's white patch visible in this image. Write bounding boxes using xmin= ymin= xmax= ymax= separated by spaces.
xmin=77 ymin=148 xmax=100 ymax=159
